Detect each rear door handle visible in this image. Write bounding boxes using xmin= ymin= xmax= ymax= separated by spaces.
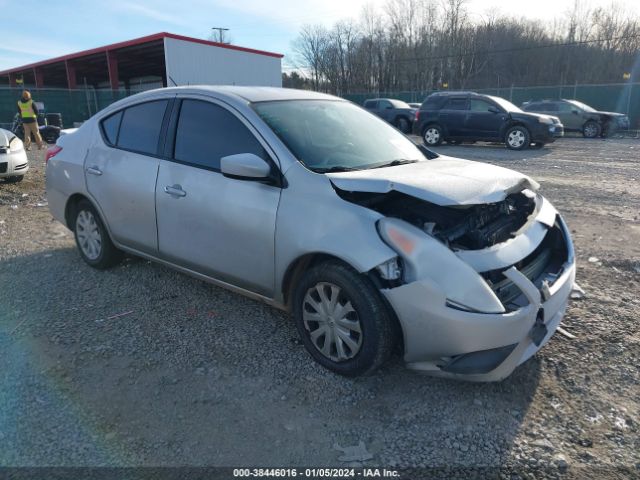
xmin=164 ymin=184 xmax=187 ymax=197
xmin=86 ymin=166 xmax=102 ymax=176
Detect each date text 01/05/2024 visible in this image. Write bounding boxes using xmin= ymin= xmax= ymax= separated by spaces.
xmin=232 ymin=468 xmax=400 ymax=478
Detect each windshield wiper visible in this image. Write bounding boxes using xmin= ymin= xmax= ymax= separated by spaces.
xmin=367 ymin=159 xmax=418 ymax=169
xmin=312 ymin=166 xmax=361 ymax=173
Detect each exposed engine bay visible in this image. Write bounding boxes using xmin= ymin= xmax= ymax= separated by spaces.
xmin=336 ymin=188 xmax=537 ymax=250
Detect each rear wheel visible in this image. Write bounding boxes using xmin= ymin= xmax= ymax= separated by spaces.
xmin=505 ymin=126 xmax=530 ymax=150
xmin=583 ymin=121 xmax=601 ymax=138
xmin=423 ymin=124 xmax=443 ymax=146
xmin=293 ymin=261 xmax=396 ymax=376
xmin=394 ymin=117 xmax=410 ymax=133
xmin=72 ymin=200 xmax=123 ymax=269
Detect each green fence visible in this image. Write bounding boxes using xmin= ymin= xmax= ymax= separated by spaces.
xmin=344 ymin=82 xmax=640 ymax=129
xmin=0 ymin=88 xmax=131 ymax=129
xmin=2 ymin=82 xmax=639 ymax=130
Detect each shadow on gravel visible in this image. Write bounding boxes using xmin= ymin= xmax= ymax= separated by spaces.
xmin=1 ymin=247 xmax=541 ymax=467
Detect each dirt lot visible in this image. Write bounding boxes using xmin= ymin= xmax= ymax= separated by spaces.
xmin=0 ymin=138 xmax=638 ymax=478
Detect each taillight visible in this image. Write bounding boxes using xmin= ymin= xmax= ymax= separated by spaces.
xmin=45 ymin=145 xmax=62 ymax=164
xmin=415 ymin=110 xmax=420 ymax=121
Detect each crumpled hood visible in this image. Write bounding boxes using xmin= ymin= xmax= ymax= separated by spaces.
xmin=0 ymin=128 xmax=13 ymax=148
xmin=327 ymin=155 xmax=540 ymax=206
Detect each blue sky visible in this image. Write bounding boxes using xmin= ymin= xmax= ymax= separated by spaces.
xmin=1 ymin=0 xmax=637 ymax=72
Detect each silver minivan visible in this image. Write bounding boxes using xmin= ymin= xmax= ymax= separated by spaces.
xmin=46 ymin=86 xmax=576 ymax=380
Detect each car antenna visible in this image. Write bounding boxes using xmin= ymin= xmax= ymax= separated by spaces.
xmin=168 ymin=75 xmax=178 ymax=87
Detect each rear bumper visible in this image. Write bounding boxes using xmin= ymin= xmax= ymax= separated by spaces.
xmin=0 ymin=150 xmax=29 ymax=178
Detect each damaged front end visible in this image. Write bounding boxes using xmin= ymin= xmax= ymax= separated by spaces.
xmin=335 ymin=182 xmax=576 ymax=381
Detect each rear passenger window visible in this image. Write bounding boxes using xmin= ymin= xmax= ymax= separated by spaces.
xmin=174 ymin=100 xmax=266 ymax=171
xmin=117 ymin=100 xmax=168 ymax=155
xmin=101 ymin=111 xmax=122 ymax=145
xmin=364 ymin=100 xmax=377 ymax=109
xmin=446 ymin=98 xmax=468 ymax=110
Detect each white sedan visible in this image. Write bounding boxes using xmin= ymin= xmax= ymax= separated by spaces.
xmin=0 ymin=128 xmax=28 ymax=183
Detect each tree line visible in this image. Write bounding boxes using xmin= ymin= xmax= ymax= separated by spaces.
xmin=285 ymin=0 xmax=640 ymax=94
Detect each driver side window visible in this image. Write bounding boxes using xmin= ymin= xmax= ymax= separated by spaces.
xmin=469 ymin=99 xmax=494 ymax=112
xmin=173 ymin=99 xmax=268 ymax=171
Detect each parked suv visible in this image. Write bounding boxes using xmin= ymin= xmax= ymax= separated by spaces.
xmin=414 ymin=92 xmax=564 ymax=150
xmin=521 ymin=99 xmax=630 ymax=138
xmin=363 ymin=98 xmax=415 ymax=133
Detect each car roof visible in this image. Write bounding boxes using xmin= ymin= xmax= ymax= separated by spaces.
xmin=428 ymin=91 xmax=478 ymax=97
xmin=124 ymin=86 xmax=340 ymax=104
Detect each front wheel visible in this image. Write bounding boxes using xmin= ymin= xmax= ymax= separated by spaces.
xmin=72 ymin=200 xmax=123 ymax=269
xmin=423 ymin=125 xmax=443 ymax=146
xmin=293 ymin=261 xmax=397 ymax=376
xmin=5 ymin=175 xmax=24 ymax=183
xmin=583 ymin=121 xmax=601 ymax=138
xmin=505 ymin=126 xmax=530 ymax=150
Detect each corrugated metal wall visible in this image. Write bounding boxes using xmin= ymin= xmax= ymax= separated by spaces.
xmin=163 ymin=37 xmax=282 ymax=88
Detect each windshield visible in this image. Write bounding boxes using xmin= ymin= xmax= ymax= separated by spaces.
xmin=253 ymin=100 xmax=425 ymax=172
xmin=488 ymin=96 xmax=522 ymax=113
xmin=567 ymin=100 xmax=596 ymax=112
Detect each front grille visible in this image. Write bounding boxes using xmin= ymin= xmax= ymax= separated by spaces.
xmin=0 ymin=147 xmax=7 ymax=154
xmin=0 ymin=162 xmax=7 ymax=174
xmin=14 ymin=163 xmax=27 ymax=170
xmin=482 ymin=222 xmax=568 ymax=309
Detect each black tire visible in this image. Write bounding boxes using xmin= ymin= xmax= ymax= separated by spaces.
xmin=394 ymin=116 xmax=410 ymax=133
xmin=422 ymin=124 xmax=443 ymax=146
xmin=5 ymin=175 xmax=24 ymax=183
xmin=505 ymin=125 xmax=530 ymax=150
xmin=292 ymin=261 xmax=397 ymax=377
xmin=72 ymin=199 xmax=123 ymax=269
xmin=582 ymin=120 xmax=601 ymax=138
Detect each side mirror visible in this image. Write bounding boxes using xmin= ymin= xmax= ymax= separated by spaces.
xmin=221 ymin=153 xmax=271 ymax=180
xmin=488 ymin=106 xmax=500 ymax=114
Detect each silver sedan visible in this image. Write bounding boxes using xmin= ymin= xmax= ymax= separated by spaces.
xmin=46 ymin=86 xmax=576 ymax=380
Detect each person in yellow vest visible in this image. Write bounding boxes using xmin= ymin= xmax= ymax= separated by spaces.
xmin=17 ymin=90 xmax=44 ymax=151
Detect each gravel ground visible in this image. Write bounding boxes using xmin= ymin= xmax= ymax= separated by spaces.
xmin=0 ymin=138 xmax=638 ymax=478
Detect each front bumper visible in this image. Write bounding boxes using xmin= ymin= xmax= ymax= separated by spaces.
xmin=0 ymin=149 xmax=29 ymax=178
xmin=530 ymin=123 xmax=564 ymax=143
xmin=382 ymin=211 xmax=575 ymax=381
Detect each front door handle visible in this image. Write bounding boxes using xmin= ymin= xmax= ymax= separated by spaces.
xmin=164 ymin=184 xmax=187 ymax=197
xmin=86 ymin=166 xmax=103 ymax=176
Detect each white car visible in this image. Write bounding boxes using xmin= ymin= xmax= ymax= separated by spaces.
xmin=46 ymin=87 xmax=576 ymax=380
xmin=0 ymin=128 xmax=28 ymax=183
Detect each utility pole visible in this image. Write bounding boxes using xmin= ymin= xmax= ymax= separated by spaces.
xmin=210 ymin=27 xmax=230 ymax=44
